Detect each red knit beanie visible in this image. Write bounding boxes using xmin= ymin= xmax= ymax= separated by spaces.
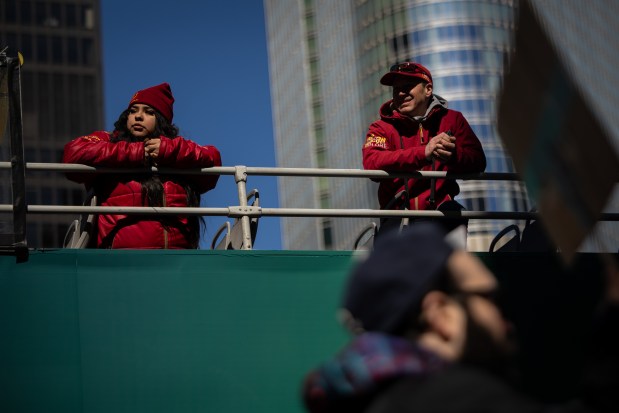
xmin=128 ymin=83 xmax=174 ymax=122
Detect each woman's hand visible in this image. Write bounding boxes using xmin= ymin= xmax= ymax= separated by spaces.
xmin=144 ymin=138 xmax=161 ymax=163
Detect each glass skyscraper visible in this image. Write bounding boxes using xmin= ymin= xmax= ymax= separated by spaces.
xmin=265 ymin=0 xmax=372 ymax=250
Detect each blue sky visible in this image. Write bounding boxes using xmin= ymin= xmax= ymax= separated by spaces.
xmin=100 ymin=1 xmax=281 ymax=250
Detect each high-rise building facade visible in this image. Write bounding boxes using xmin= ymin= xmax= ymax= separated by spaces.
xmin=265 ymin=0 xmax=527 ymax=250
xmin=264 ymin=0 xmax=374 ymax=250
xmin=0 ymin=0 xmax=104 ymax=247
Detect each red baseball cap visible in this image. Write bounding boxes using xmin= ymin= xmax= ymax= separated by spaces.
xmin=128 ymin=82 xmax=174 ymax=122
xmin=380 ymin=62 xmax=433 ymax=86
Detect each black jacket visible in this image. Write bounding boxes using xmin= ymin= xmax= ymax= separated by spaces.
xmin=367 ymin=306 xmax=619 ymax=413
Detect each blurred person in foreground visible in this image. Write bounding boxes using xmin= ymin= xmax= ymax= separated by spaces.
xmin=303 ymin=223 xmax=619 ymax=412
xmin=362 ymin=63 xmax=486 ymax=239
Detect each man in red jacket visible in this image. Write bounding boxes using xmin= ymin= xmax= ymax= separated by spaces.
xmin=363 ymin=62 xmax=486 ymax=238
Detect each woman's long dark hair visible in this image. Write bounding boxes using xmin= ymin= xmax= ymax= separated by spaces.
xmin=111 ymin=109 xmax=203 ymax=248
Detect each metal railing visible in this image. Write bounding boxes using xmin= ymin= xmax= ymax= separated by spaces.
xmin=1 ymin=162 xmax=619 ymax=252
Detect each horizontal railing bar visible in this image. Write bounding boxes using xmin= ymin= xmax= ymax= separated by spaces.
xmin=0 ymin=162 xmax=234 ymax=175
xmin=0 ymin=162 xmax=522 ymax=180
xmin=244 ymin=166 xmax=522 ymax=180
xmin=0 ymin=205 xmax=231 ymax=216
xmin=259 ymin=209 xmax=619 ymax=221
xmin=260 ymin=208 xmax=540 ymax=220
xmin=1 ymin=204 xmax=618 ymax=221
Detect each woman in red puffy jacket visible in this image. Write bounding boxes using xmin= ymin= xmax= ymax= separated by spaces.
xmin=63 ymin=82 xmax=222 ymax=249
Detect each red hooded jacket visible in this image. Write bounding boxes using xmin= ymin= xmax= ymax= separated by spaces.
xmin=63 ymin=131 xmax=222 ymax=249
xmin=363 ymin=96 xmax=486 ymax=211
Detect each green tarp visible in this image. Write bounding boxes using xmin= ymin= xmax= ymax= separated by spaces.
xmin=0 ymin=250 xmax=353 ymax=412
xmin=0 ymin=250 xmax=609 ymax=412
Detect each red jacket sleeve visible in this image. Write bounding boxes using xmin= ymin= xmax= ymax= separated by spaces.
xmin=157 ymin=136 xmax=222 ymax=193
xmin=62 ymin=131 xmax=145 ymax=184
xmin=443 ymin=112 xmax=486 ymax=173
xmin=362 ymin=121 xmax=430 ymax=173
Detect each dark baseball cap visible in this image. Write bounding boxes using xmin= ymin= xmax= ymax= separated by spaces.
xmin=342 ymin=223 xmax=454 ymax=334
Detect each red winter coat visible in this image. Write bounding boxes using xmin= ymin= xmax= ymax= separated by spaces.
xmin=62 ymin=131 xmax=222 ymax=249
xmin=363 ymin=96 xmax=486 ymax=211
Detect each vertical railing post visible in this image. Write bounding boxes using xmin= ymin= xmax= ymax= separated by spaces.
xmin=233 ymin=165 xmax=252 ymax=250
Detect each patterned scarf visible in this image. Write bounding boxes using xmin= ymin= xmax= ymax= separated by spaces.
xmin=303 ymin=332 xmax=449 ymax=412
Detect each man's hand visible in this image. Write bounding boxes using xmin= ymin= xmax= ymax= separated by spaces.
xmin=425 ymin=132 xmax=456 ymax=162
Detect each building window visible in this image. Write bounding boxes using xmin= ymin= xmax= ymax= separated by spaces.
xmin=316 ymin=148 xmax=326 ymax=169
xmin=27 ymin=223 xmax=39 ymax=246
xmin=42 ymin=223 xmax=55 ymax=247
xmin=81 ymin=5 xmax=94 ymax=29
xmin=68 ymin=74 xmax=81 ymax=135
xmin=37 ymin=73 xmax=51 ymax=133
xmin=67 ymin=37 xmax=78 ymax=64
xmin=81 ymin=38 xmax=93 ymax=66
xmin=65 ymin=3 xmax=76 ymax=27
xmin=50 ymin=2 xmax=62 ymax=26
xmin=25 ymin=148 xmax=37 ymax=162
xmin=53 ymin=73 xmax=65 ymax=135
xmin=51 ymin=35 xmax=63 ymax=64
xmin=57 ymin=188 xmax=67 ymax=207
xmin=20 ymin=1 xmax=32 ymax=25
xmin=322 ymin=219 xmax=333 ymax=249
xmin=19 ymin=33 xmax=33 ymax=62
xmin=21 ymin=71 xmax=34 ymax=110
xmin=5 ymin=1 xmax=18 ymax=23
xmin=42 ymin=187 xmax=53 ymax=205
xmin=36 ymin=34 xmax=48 ymax=63
xmin=40 ymin=148 xmax=52 ymax=162
xmin=34 ymin=1 xmax=46 ymax=25
xmin=72 ymin=189 xmax=84 ymax=205
xmin=83 ymin=75 xmax=96 ymax=127
xmin=26 ymin=189 xmax=38 ymax=204
xmin=6 ymin=32 xmax=17 ymax=50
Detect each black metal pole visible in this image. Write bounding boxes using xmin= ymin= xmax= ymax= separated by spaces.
xmin=0 ymin=50 xmax=28 ymax=261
